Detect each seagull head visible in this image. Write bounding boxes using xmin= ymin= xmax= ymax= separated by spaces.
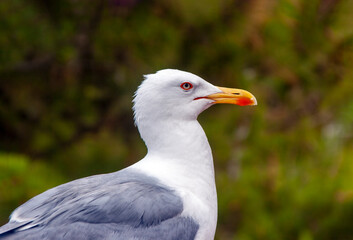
xmin=133 ymin=69 xmax=257 ymax=126
xmin=132 ymin=69 xmax=257 ymax=154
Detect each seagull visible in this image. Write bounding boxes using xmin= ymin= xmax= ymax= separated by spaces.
xmin=0 ymin=69 xmax=257 ymax=240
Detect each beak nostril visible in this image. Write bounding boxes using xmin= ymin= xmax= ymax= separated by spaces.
xmin=232 ymin=93 xmax=240 ymax=95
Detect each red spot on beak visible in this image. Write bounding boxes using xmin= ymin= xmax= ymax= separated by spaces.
xmin=236 ymin=97 xmax=254 ymax=106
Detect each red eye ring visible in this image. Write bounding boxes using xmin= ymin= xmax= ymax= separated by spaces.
xmin=180 ymin=82 xmax=193 ymax=91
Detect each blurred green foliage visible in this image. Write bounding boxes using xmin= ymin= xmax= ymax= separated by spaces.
xmin=0 ymin=0 xmax=353 ymax=239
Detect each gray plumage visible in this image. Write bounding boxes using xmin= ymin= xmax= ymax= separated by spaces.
xmin=0 ymin=169 xmax=199 ymax=240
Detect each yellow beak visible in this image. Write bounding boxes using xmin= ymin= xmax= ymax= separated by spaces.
xmin=206 ymin=87 xmax=257 ymax=106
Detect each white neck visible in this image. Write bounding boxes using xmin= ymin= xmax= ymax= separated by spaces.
xmin=131 ymin=118 xmax=218 ymax=240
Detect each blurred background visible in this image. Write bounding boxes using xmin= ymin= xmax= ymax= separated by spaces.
xmin=1 ymin=0 xmax=353 ymax=239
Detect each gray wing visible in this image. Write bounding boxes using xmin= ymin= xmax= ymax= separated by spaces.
xmin=0 ymin=169 xmax=199 ymax=240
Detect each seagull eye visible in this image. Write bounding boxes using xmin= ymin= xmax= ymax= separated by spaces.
xmin=180 ymin=82 xmax=193 ymax=91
